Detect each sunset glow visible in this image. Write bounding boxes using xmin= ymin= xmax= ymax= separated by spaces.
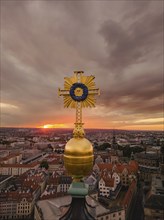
xmin=36 ymin=120 xmax=164 ymax=131
xmin=42 ymin=124 xmax=67 ymax=129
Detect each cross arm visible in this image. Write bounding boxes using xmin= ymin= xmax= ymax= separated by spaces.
xmin=58 ymin=88 xmax=70 ymax=97
xmin=88 ymin=88 xmax=100 ymax=96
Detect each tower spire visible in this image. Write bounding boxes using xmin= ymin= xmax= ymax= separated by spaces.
xmin=59 ymin=71 xmax=99 ymax=220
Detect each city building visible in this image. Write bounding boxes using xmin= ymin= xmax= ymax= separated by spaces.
xmin=0 ymin=153 xmax=22 ymax=164
xmin=84 ymin=174 xmax=98 ymax=192
xmin=0 ymin=162 xmax=39 ymax=175
xmin=135 ymin=151 xmax=159 ymax=182
xmin=144 ymin=174 xmax=164 ymax=220
xmin=93 ymin=160 xmax=138 ymax=187
xmin=0 ymin=191 xmax=34 ymax=219
xmin=99 ymin=170 xmax=121 ymax=198
xmin=40 ymin=174 xmax=72 ymax=200
xmin=0 ymin=169 xmax=48 ymax=219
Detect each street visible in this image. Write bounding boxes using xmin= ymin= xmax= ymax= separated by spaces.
xmin=127 ymin=181 xmax=144 ymax=220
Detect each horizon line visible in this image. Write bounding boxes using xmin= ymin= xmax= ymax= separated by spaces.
xmin=0 ymin=126 xmax=163 ymax=132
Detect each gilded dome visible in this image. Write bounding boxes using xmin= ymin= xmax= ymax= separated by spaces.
xmin=64 ymin=138 xmax=93 ymax=180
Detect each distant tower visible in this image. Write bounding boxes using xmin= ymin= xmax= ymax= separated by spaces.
xmin=131 ymin=151 xmax=134 ymax=160
xmin=110 ymin=130 xmax=119 ymax=163
xmin=144 ymin=144 xmax=147 ymax=154
xmin=112 ymin=130 xmax=118 ymax=151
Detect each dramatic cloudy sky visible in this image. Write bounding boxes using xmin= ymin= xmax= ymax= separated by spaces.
xmin=1 ymin=1 xmax=163 ymax=130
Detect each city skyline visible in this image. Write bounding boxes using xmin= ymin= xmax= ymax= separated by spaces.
xmin=1 ymin=1 xmax=163 ymax=131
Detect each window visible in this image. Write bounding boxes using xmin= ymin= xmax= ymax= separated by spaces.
xmin=106 ymin=216 xmax=109 ymax=219
xmin=113 ymin=214 xmax=115 ymax=217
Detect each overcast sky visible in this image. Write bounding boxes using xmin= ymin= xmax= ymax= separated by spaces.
xmin=1 ymin=1 xmax=163 ymax=130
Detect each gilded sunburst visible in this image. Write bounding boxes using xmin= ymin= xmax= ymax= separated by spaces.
xmin=59 ymin=71 xmax=100 ymax=108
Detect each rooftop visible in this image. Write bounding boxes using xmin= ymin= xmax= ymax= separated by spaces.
xmin=36 ymin=194 xmax=125 ymax=220
xmin=144 ymin=174 xmax=164 ymax=210
xmin=98 ymin=181 xmax=137 ymax=211
xmin=144 ymin=194 xmax=164 ymax=210
xmin=97 ymin=161 xmax=138 ymax=174
xmin=151 ymin=175 xmax=164 ymax=195
xmin=0 ymin=175 xmax=12 ymax=183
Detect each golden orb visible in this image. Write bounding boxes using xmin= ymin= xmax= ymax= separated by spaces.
xmin=64 ymin=138 xmax=93 ymax=181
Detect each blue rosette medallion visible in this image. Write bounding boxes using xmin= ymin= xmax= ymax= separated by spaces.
xmin=70 ymin=83 xmax=88 ymax=102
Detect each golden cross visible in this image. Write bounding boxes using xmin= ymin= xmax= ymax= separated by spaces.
xmin=59 ymin=71 xmax=100 ymax=138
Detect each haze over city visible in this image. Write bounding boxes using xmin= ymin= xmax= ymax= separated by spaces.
xmin=1 ymin=1 xmax=163 ymax=131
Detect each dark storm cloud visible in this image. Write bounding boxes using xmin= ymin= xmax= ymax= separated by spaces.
xmin=1 ymin=1 xmax=163 ymax=128
xmin=99 ymin=69 xmax=163 ymax=117
xmin=97 ymin=1 xmax=163 ymax=123
xmin=100 ymin=10 xmax=163 ymax=73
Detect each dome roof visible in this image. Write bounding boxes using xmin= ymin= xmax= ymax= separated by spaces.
xmin=64 ymin=138 xmax=93 ymax=180
xmin=65 ymin=138 xmax=93 ymax=156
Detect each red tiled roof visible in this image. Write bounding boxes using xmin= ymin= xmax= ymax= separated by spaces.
xmin=40 ymin=192 xmax=66 ymax=200
xmin=1 ymin=153 xmax=21 ymax=161
xmin=104 ymin=177 xmax=114 ymax=187
xmin=101 ymin=171 xmax=115 ymax=187
xmin=0 ymin=162 xmax=39 ymax=168
xmin=48 ymin=159 xmax=61 ymax=165
xmin=97 ymin=163 xmax=113 ymax=171
xmin=0 ymin=191 xmax=33 ymax=202
xmin=48 ymin=175 xmax=60 ymax=185
xmin=97 ymin=162 xmax=138 ymax=174
xmin=46 ymin=154 xmax=63 ymax=159
xmin=129 ymin=160 xmax=139 ymax=170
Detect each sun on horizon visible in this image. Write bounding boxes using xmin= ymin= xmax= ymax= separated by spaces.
xmin=41 ymin=124 xmax=67 ymax=129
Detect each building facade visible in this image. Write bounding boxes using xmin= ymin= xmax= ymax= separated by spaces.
xmin=0 ymin=192 xmax=34 ymax=219
xmin=135 ymin=152 xmax=159 ymax=182
xmin=144 ymin=175 xmax=164 ymax=220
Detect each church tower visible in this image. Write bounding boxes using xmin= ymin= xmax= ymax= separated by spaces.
xmin=112 ymin=129 xmax=118 ymax=151
xmin=110 ymin=130 xmax=119 ymax=163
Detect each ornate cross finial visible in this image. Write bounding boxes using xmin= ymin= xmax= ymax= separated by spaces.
xmin=59 ymin=71 xmax=100 ymax=138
